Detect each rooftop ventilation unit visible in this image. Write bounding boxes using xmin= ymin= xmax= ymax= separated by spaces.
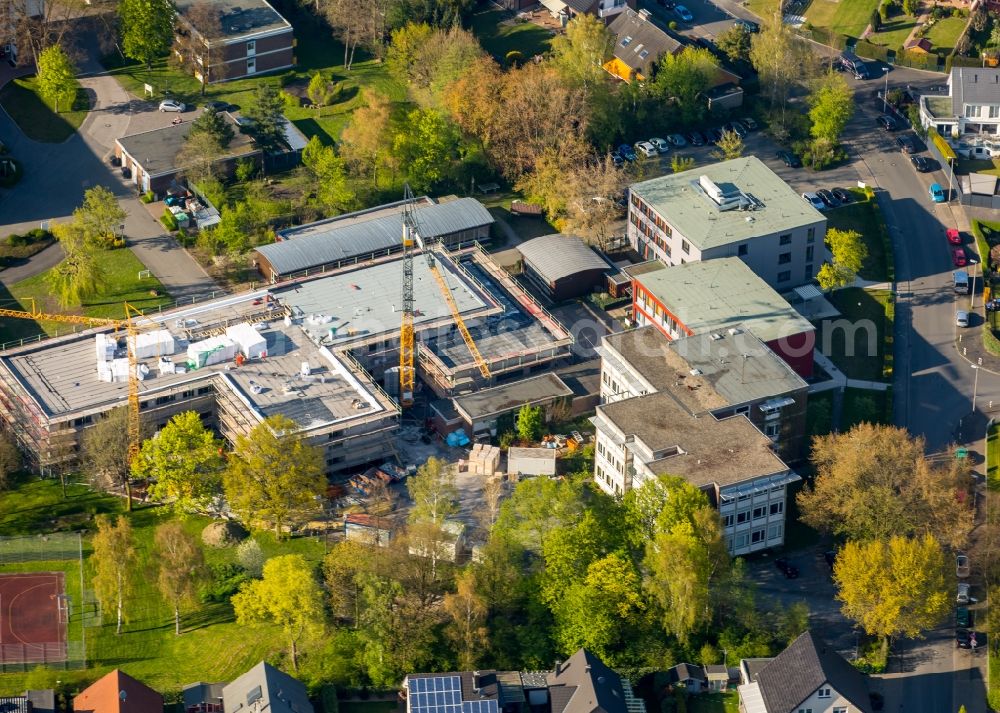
xmin=696 ymin=175 xmax=747 ymax=211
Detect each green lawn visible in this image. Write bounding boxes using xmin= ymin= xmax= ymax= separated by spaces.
xmin=0 ymin=476 xmax=327 ymax=696
xmin=817 ymin=288 xmax=894 ymax=382
xmin=957 ymin=158 xmax=1000 ymax=177
xmin=842 ymin=387 xmax=891 ymax=428
xmin=0 ymin=76 xmax=89 ymax=143
xmin=925 ymin=16 xmax=969 ymax=57
xmin=340 ymin=702 xmax=399 ymax=713
xmin=102 ymin=18 xmax=407 ymax=147
xmin=988 ymin=421 xmax=999 ymax=492
xmin=471 ymin=10 xmax=555 ymax=63
xmin=688 ymin=691 xmax=740 ymax=713
xmin=0 ymin=248 xmax=170 ymax=346
xmin=802 ymin=0 xmax=881 ymax=38
xmin=870 ymin=16 xmax=919 ymax=50
xmin=825 ymin=195 xmax=891 ymax=282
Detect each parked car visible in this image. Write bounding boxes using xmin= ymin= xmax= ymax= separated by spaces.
xmin=957 ymin=310 xmax=970 ymax=328
xmin=738 ymin=117 xmax=758 ymax=131
xmin=953 ymin=248 xmax=967 ymax=267
xmin=667 ymin=133 xmax=688 ymax=147
xmin=724 ymin=121 xmax=748 ymax=138
xmin=658 ymin=0 xmax=677 ymax=7
xmin=777 ymin=150 xmax=801 ymax=168
xmin=686 ymin=131 xmax=706 ymax=146
xmin=876 ymin=115 xmax=897 ymax=131
xmin=775 ymin=558 xmax=800 ymax=579
xmin=956 ymin=629 xmax=986 ymax=649
xmin=618 ymin=144 xmax=637 ymax=161
xmin=707 ymin=127 xmax=724 ymax=143
xmin=957 ymin=553 xmax=970 ymax=577
xmin=957 ymin=582 xmax=971 ymax=604
xmin=854 ymin=63 xmax=873 ymax=80
xmin=816 ymin=188 xmax=839 ymax=208
xmin=674 ymin=4 xmax=694 ymax=21
xmin=956 ymin=606 xmax=971 ymax=628
xmin=832 ymin=187 xmax=853 ymax=203
xmin=650 ymin=137 xmax=671 ymax=153
xmin=158 ymin=99 xmax=186 ymax=112
xmin=947 ymin=228 xmax=962 ymax=245
xmin=735 ymin=19 xmax=760 ymax=32
xmin=802 ymin=192 xmax=826 ymax=211
xmin=635 ymin=140 xmax=658 ymax=158
xmin=896 ymin=134 xmax=918 ymax=153
xmin=610 ymin=150 xmax=624 ymax=167
xmin=203 ymin=101 xmax=231 ymax=112
xmin=929 ymin=183 xmax=946 ymax=202
xmin=910 ymin=155 xmax=932 ymax=172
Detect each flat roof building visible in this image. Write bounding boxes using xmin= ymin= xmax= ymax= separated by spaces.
xmin=594 ymin=326 xmax=804 ymax=555
xmin=517 ymin=234 xmax=611 ymax=302
xmin=626 ymin=257 xmax=816 ymax=378
xmin=627 ymin=157 xmax=826 ymax=288
xmin=256 ymin=197 xmax=494 ymax=282
xmin=450 ymin=373 xmax=573 ymax=437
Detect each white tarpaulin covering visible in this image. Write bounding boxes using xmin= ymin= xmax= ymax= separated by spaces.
xmin=129 ymin=329 xmax=176 ymax=359
xmin=187 ymin=337 xmax=237 ymax=368
xmin=225 ymin=323 xmax=268 ymax=359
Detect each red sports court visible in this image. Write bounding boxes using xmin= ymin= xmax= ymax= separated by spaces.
xmin=0 ymin=572 xmax=67 ymax=664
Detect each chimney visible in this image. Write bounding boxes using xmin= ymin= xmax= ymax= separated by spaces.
xmin=554 ymin=660 xmax=563 ymax=674
xmin=638 ymin=8 xmax=651 ymax=20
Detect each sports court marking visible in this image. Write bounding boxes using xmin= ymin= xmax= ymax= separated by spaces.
xmin=0 ymin=572 xmax=66 ymax=662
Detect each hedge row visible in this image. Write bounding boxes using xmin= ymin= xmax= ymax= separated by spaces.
xmin=0 ymin=228 xmax=54 ymax=264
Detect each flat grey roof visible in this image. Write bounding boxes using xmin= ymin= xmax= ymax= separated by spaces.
xmin=278 ymin=254 xmax=490 ymax=347
xmin=627 ymin=257 xmax=815 ymax=343
xmin=629 ymin=157 xmax=825 ymax=251
xmin=507 ymin=447 xmax=556 ymax=460
xmin=603 ymin=326 xmax=807 ymax=413
xmin=116 ymin=112 xmax=257 ymax=177
xmin=259 ymin=198 xmax=494 ymax=275
xmin=518 ymin=234 xmax=610 ymax=284
xmin=453 ymin=373 xmax=572 ymax=421
xmin=597 ymin=393 xmax=789 ymax=486
xmin=175 ymin=0 xmax=291 ymax=40
xmin=1 ymin=291 xmax=389 ymax=431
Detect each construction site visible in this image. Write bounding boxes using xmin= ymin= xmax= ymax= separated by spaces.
xmin=0 ymin=243 xmax=575 ymax=478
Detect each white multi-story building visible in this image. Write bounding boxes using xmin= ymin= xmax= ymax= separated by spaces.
xmin=627 ymin=157 xmax=827 ymax=289
xmin=593 ymin=327 xmax=804 ymax=555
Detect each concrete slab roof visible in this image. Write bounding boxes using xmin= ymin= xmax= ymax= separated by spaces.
xmin=603 ymin=326 xmax=807 ymax=413
xmin=627 ymin=257 xmax=815 ymax=343
xmin=597 ymin=392 xmax=789 ymax=486
xmin=629 ymin=156 xmax=825 ymax=251
xmin=453 ymin=373 xmax=572 ymax=421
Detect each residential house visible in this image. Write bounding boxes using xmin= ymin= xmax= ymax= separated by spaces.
xmin=539 ymin=0 xmax=636 ymax=23
xmin=173 ymin=0 xmax=293 ymax=83
xmin=627 ymin=157 xmax=827 ymax=288
xmin=625 ymin=257 xmax=817 ymax=378
xmin=114 ymin=112 xmax=260 ymax=195
xmin=403 ymin=648 xmax=646 ymax=713
xmin=738 ymin=631 xmax=873 ymax=713
xmin=222 ymin=661 xmax=313 ymax=713
xmin=666 ymin=663 xmax=705 ymax=692
xmin=604 ymin=8 xmax=683 ymax=82
xmin=593 ymin=326 xmax=803 ymax=555
xmin=919 ymin=67 xmax=1000 ymax=138
xmin=74 ymin=671 xmax=163 ymax=713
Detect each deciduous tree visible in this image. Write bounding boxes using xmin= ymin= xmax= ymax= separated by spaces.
xmin=551 ymin=14 xmax=613 ymax=90
xmin=340 ymin=90 xmax=396 ymax=188
xmin=92 ymin=515 xmax=137 ymax=634
xmin=798 ymin=424 xmax=974 ymax=547
xmin=118 ymin=0 xmax=174 ymax=69
xmin=132 ymin=411 xmax=225 ymax=512
xmin=809 ymin=71 xmax=854 ymax=146
xmin=561 ymin=156 xmax=628 ymax=250
xmin=716 ymin=25 xmax=751 ymax=62
xmin=816 ymin=228 xmax=867 ymax=290
xmin=81 ymin=406 xmax=134 ymax=507
xmin=171 ymin=2 xmax=228 ymax=93
xmin=650 ymin=47 xmax=716 ymax=126
xmin=392 ymin=108 xmax=458 ymax=192
xmin=177 ymin=130 xmax=226 ymax=188
xmin=222 ymin=414 xmax=325 ymax=538
xmin=493 ymin=476 xmax=585 ymax=552
xmin=444 ymin=569 xmax=488 ymax=670
xmin=750 ymin=12 xmax=815 ymax=128
xmin=834 ymin=534 xmax=950 ymax=657
xmin=36 ymin=44 xmax=77 ymax=113
xmin=74 ymin=186 xmax=127 ymax=249
xmin=645 ymin=521 xmax=712 ymax=644
xmin=408 ymin=456 xmax=458 ymax=525
xmin=301 ymin=136 xmax=355 ymax=213
xmin=232 ymin=554 xmax=325 ymax=670
xmin=154 ymin=521 xmax=204 ymax=634
xmin=515 ymin=403 xmax=544 ymax=443
xmin=712 ymin=129 xmax=745 ymax=160
xmin=323 ymin=0 xmax=371 ymax=70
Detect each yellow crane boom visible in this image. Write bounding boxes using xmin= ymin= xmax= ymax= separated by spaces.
xmin=0 ymin=302 xmax=147 ymax=466
xmin=424 ymin=254 xmax=491 ymax=379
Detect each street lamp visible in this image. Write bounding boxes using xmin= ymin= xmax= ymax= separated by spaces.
xmin=882 ymin=66 xmax=891 ymax=115
xmin=970 ymin=259 xmax=979 ymax=310
xmin=971 ymin=363 xmax=981 ymax=415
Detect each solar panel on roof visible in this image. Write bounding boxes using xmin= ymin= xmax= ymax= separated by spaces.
xmin=462 ymin=701 xmax=498 ymax=713
xmin=408 ymin=677 xmax=463 ymax=713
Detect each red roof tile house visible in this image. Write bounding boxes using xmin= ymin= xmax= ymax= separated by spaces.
xmin=74 ymin=671 xmax=163 ymax=713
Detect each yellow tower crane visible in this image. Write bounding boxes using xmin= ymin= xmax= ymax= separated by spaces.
xmin=398 ymin=187 xmax=490 ymax=407
xmin=0 ymin=302 xmax=149 ymax=466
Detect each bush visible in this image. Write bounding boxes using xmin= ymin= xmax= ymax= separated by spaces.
xmin=668 ymin=20 xmax=678 ymax=29
xmin=0 ymin=229 xmax=54 ymax=261
xmin=984 ymin=328 xmax=1000 ymax=356
xmin=194 ymin=178 xmax=227 ymax=209
xmin=236 ymin=538 xmax=265 ymax=578
xmin=235 ymin=158 xmax=257 ymax=183
xmin=198 ymin=562 xmax=249 ymax=603
xmin=140 ymin=190 xmax=155 ymax=204
xmin=161 ymin=209 xmax=179 ymax=231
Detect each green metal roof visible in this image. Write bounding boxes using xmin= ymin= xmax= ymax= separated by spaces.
xmin=629 ymin=156 xmax=825 ymax=251
xmin=631 ymin=257 xmax=814 ymax=343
